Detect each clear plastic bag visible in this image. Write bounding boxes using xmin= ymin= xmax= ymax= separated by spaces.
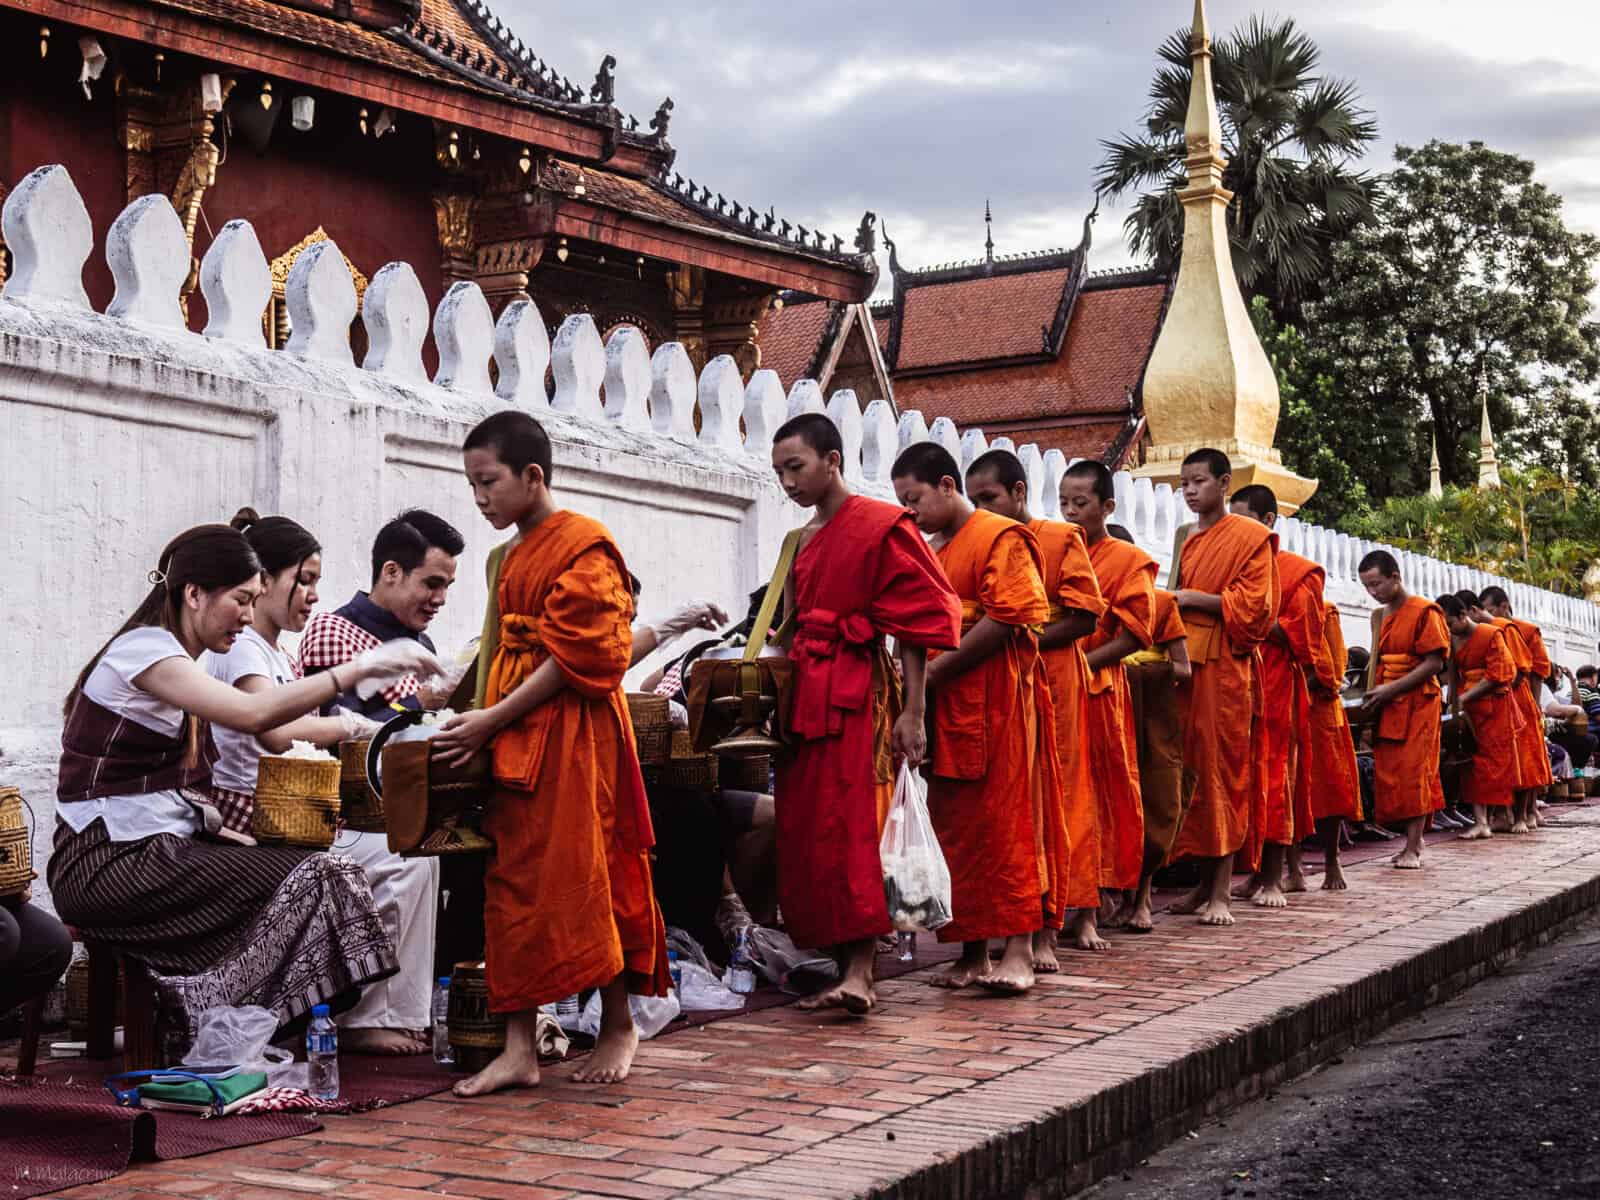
xmin=576 ymin=989 xmax=681 ymax=1040
xmin=180 ymin=1005 xmax=306 ymax=1089
xmin=879 ymin=761 xmax=953 ymax=933
xmin=678 ymin=961 xmax=744 ymax=1012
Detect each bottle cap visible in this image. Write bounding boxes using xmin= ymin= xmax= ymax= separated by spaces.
xmin=667 ymin=950 xmax=679 ymax=961
xmin=438 ymin=976 xmax=451 ymax=987
xmin=311 ymin=1003 xmax=329 ymax=1017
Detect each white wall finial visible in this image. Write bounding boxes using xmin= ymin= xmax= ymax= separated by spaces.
xmin=550 ymin=312 xmax=605 ymax=420
xmin=199 ymin=219 xmax=271 ymax=347
xmin=929 ymin=416 xmax=961 ymax=464
xmin=284 ymin=239 xmax=357 ymax=364
xmin=1042 ymin=449 xmax=1068 ymax=521
xmin=959 ymin=427 xmax=989 ymax=473
xmin=698 ymin=356 xmax=745 ymax=451
xmin=827 ymin=389 xmax=864 ymax=480
xmin=361 ymin=262 xmax=429 ymax=384
xmin=492 ymin=298 xmax=551 ymax=408
xmin=786 ymin=378 xmax=826 ymax=418
xmin=649 ymin=342 xmax=697 ymax=439
xmin=1 ymin=164 xmax=92 ymax=310
xmin=602 ymin=325 xmax=652 ymax=430
xmin=896 ymin=410 xmax=930 ymax=453
xmin=741 ymin=369 xmax=787 ymax=458
xmin=861 ymin=399 xmax=898 ymax=483
xmin=1018 ymin=444 xmax=1046 ymax=511
xmin=988 ymin=435 xmax=1016 ymax=455
xmin=105 ymin=193 xmax=189 ymax=329
xmin=432 ymin=280 xmax=494 ymax=394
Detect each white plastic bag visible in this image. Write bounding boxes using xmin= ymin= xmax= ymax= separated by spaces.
xmin=679 ymin=961 xmax=744 ymax=1012
xmin=880 ymin=761 xmax=953 ymax=933
xmin=180 ymin=1004 xmax=305 ymax=1088
xmin=576 ymin=989 xmax=681 ymax=1040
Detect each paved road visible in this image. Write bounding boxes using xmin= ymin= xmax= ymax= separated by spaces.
xmin=1086 ymin=912 xmax=1600 ymax=1200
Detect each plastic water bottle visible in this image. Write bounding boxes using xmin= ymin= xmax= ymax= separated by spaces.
xmin=555 ymin=994 xmax=581 ymax=1025
xmin=667 ymin=950 xmax=682 ymax=994
xmin=897 ymin=931 xmax=917 ymax=963
xmin=725 ymin=927 xmax=757 ymax=995
xmin=431 ymin=977 xmax=453 ymax=1065
xmin=306 ymin=1004 xmax=340 ymax=1101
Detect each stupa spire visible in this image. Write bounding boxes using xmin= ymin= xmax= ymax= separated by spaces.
xmin=1477 ymin=379 xmax=1501 ymax=490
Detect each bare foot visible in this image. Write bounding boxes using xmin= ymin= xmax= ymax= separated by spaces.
xmin=1458 ymin=824 xmax=1492 ymax=841
xmin=1198 ymin=898 xmax=1235 ymax=926
xmin=1321 ymin=860 xmax=1348 ymax=891
xmin=797 ymin=980 xmax=873 ymax=1015
xmin=1167 ymin=882 xmax=1209 ymax=915
xmin=1391 ymin=849 xmax=1423 ymax=869
xmin=1068 ymin=910 xmax=1110 ymax=952
xmin=573 ymin=1021 xmax=640 ymax=1083
xmin=930 ymin=954 xmax=991 ymax=989
xmin=1284 ymin=867 xmax=1308 ymax=894
xmin=1252 ymin=882 xmax=1288 ymax=909
xmin=977 ymin=939 xmax=1036 ymax=995
xmin=453 ymin=1049 xmax=541 ymax=1097
xmin=1031 ymin=929 xmax=1061 ymax=974
xmin=1123 ymin=900 xmax=1155 ymax=933
xmin=1510 ymin=820 xmax=1530 ymax=834
xmin=342 ymin=1027 xmax=429 ymax=1055
xmin=1232 ymin=873 xmax=1264 ymax=900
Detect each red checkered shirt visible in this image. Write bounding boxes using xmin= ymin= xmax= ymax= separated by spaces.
xmin=297 ymin=612 xmax=420 ymax=706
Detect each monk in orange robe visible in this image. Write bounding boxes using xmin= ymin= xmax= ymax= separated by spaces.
xmin=1305 ymin=601 xmax=1362 ymax=889
xmin=1110 ymin=533 xmax=1191 ymax=933
xmin=1228 ymin=485 xmax=1334 ymax=907
xmin=1357 ymin=551 xmax=1449 ymax=870
xmin=893 ymin=441 xmax=1050 ymax=993
xmin=439 ymin=411 xmax=669 ymax=1095
xmin=1166 ymin=450 xmax=1279 ymax=927
xmin=1060 ymin=464 xmax=1158 ymax=942
xmin=1482 ymin=586 xmax=1554 ymax=827
xmin=966 ymin=449 xmax=1104 ymax=966
xmin=770 ymin=414 xmax=961 ymax=1015
xmin=1438 ymin=594 xmax=1521 ymax=839
xmin=1461 ymin=590 xmax=1545 ymax=831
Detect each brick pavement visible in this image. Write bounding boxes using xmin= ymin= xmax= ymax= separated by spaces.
xmin=51 ymin=804 xmax=1600 ymax=1200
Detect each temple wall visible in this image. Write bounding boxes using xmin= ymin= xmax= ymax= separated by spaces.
xmin=3 ymin=164 xmax=1597 ymax=905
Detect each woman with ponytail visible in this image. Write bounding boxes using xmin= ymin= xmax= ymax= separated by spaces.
xmin=207 ymin=509 xmax=439 ymax=1055
xmin=49 ymin=523 xmax=442 ymax=1048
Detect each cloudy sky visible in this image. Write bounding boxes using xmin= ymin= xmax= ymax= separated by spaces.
xmin=496 ymin=1 xmax=1600 ymax=290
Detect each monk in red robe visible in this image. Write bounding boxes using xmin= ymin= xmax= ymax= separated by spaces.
xmin=1482 ymin=586 xmax=1554 ymax=827
xmin=1060 ymin=463 xmax=1157 ymax=942
xmin=1357 ymin=551 xmax=1449 ymax=869
xmin=1438 ymin=594 xmax=1520 ymax=839
xmin=893 ymin=441 xmax=1050 ymax=993
xmin=1228 ymin=485 xmax=1333 ymax=906
xmin=770 ymin=414 xmax=961 ymax=1014
xmin=1167 ymin=450 xmax=1279 ymax=927
xmin=438 ymin=411 xmax=669 ymax=1095
xmin=1305 ymin=601 xmax=1361 ymax=889
xmin=966 ymin=449 xmax=1103 ymax=966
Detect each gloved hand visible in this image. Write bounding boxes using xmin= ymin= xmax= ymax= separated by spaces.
xmin=668 ymin=700 xmax=689 ymax=730
xmin=334 ymin=707 xmax=383 ymax=740
xmin=419 ymin=642 xmax=477 ymax=710
xmin=649 ymin=601 xmax=729 ymax=646
xmin=350 ymin=640 xmax=445 ymax=699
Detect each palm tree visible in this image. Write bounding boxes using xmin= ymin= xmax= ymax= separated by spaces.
xmin=1096 ymin=15 xmax=1381 ymax=320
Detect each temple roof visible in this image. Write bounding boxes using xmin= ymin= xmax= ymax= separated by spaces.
xmin=756 ymin=295 xmax=893 ymax=404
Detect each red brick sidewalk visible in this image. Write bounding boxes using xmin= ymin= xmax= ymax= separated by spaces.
xmin=53 ymin=805 xmax=1600 ymax=1200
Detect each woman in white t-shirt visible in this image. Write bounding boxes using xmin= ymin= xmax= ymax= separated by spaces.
xmin=49 ymin=523 xmax=441 ymax=1049
xmin=207 ymin=510 xmax=440 ymax=1055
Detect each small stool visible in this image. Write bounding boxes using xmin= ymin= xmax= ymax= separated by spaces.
xmin=16 ymin=938 xmax=158 ymax=1075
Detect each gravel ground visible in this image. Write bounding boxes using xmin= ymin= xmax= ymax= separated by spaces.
xmin=1086 ymin=912 xmax=1600 ymax=1200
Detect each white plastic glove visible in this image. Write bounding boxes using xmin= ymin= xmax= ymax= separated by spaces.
xmin=668 ymin=700 xmax=689 ymax=730
xmin=334 ymin=707 xmax=383 ymax=740
xmin=649 ymin=601 xmax=729 ymax=647
xmin=419 ymin=644 xmax=477 ymax=710
xmin=350 ymin=640 xmax=445 ymax=699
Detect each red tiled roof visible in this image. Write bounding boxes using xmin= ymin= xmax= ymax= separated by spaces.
xmin=757 ymin=302 xmax=835 ymax=390
xmin=872 ymin=311 xmax=891 ymax=353
xmin=894 ymin=267 xmax=1072 ymax=371
xmin=1022 ymin=420 xmax=1133 ymax=464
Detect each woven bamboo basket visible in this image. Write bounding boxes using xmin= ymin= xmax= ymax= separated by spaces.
xmin=627 ymin=692 xmax=672 ymax=766
xmin=65 ymin=956 xmax=125 ymax=1037
xmin=720 ymin=753 xmax=772 ymax=793
xmin=339 ymin=739 xmax=386 ymax=833
xmin=0 ymin=787 xmax=31 ymax=896
xmin=447 ymin=962 xmax=505 ymax=1073
xmin=253 ymin=756 xmax=341 ymax=848
xmin=661 ymin=729 xmax=719 ymax=792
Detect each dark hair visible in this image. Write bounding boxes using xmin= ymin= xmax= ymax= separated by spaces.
xmin=1064 ymin=459 xmax=1115 ymax=502
xmin=1230 ymin=484 xmax=1278 ymax=519
xmin=772 ymin=413 xmax=843 ymax=460
xmin=1455 ymin=589 xmax=1483 ymax=610
xmin=370 ymin=509 xmax=464 ymax=585
xmin=232 ymin=508 xmax=320 ymax=607
xmin=1437 ymin=594 xmax=1466 ymax=618
xmin=965 ymin=448 xmax=1026 ymax=491
xmin=1347 ymin=645 xmax=1370 ymax=670
xmin=1578 ymin=665 xmax=1597 ymax=680
xmin=1182 ymin=447 xmax=1232 ymax=479
xmin=65 ymin=524 xmax=263 ymax=717
xmin=464 ymin=410 xmax=553 ymax=485
xmin=891 ymin=442 xmax=963 ymax=492
xmin=1107 ymin=523 xmax=1135 ymax=544
xmin=1479 ymin=585 xmax=1509 ymax=608
xmin=1358 ymin=549 xmax=1399 ymax=577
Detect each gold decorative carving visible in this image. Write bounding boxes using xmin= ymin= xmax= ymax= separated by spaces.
xmin=264 ymin=229 xmax=370 ymax=349
xmin=433 ymin=192 xmax=478 ymax=286
xmin=705 ymin=290 xmax=775 ymax=378
xmin=475 ymin=238 xmax=542 ymax=311
xmin=668 ymin=265 xmax=707 ymax=369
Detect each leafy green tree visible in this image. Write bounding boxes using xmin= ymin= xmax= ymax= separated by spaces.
xmin=1097 ymin=15 xmax=1380 ymax=319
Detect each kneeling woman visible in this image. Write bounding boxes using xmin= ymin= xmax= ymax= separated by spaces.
xmin=49 ymin=524 xmax=440 ymax=1045
xmin=207 ymin=510 xmax=441 ymax=1055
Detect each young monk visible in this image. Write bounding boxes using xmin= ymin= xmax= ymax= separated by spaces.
xmin=1108 ymin=526 xmax=1192 ymax=933
xmin=1305 ymin=600 xmax=1362 ymax=889
xmin=1060 ymin=462 xmax=1157 ymax=942
xmin=1228 ymin=484 xmax=1332 ymax=907
xmin=1357 ymin=551 xmax=1450 ymax=869
xmin=1437 ymin=594 xmax=1521 ymax=839
xmin=1166 ymin=450 xmax=1279 ymax=926
xmin=768 ymin=414 xmax=961 ymax=1013
xmin=966 ymin=449 xmax=1104 ymax=963
xmin=1481 ymin=586 xmax=1554 ymax=828
xmin=892 ymin=441 xmax=1050 ymax=993
xmin=436 ymin=411 xmax=670 ymax=1093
